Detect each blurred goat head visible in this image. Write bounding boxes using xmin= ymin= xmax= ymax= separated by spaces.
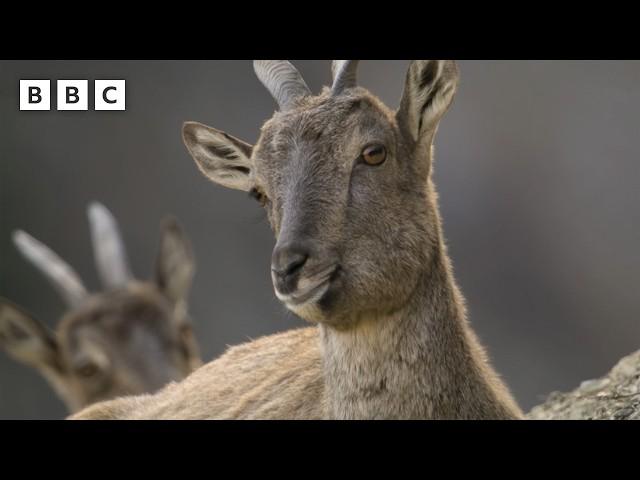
xmin=0 ymin=202 xmax=202 ymax=412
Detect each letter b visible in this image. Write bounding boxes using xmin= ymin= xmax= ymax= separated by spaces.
xmin=67 ymin=87 xmax=79 ymax=103
xmin=20 ymin=80 xmax=51 ymax=110
xmin=57 ymin=80 xmax=88 ymax=111
xmin=29 ymin=87 xmax=42 ymax=104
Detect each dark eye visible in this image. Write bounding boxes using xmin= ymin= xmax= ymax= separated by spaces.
xmin=249 ymin=187 xmax=268 ymax=206
xmin=361 ymin=144 xmax=387 ymax=166
xmin=75 ymin=361 xmax=99 ymax=378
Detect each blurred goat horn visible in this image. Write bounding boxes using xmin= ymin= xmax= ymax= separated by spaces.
xmin=88 ymin=202 xmax=133 ymax=289
xmin=13 ymin=230 xmax=88 ymax=307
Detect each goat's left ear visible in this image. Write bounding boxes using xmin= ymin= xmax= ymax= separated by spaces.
xmin=182 ymin=121 xmax=254 ymax=192
xmin=155 ymin=218 xmax=195 ymax=305
xmin=396 ymin=60 xmax=459 ymax=145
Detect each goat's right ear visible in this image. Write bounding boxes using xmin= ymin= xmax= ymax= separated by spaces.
xmin=0 ymin=299 xmax=62 ymax=371
xmin=396 ymin=60 xmax=459 ymax=146
xmin=182 ymin=121 xmax=254 ymax=192
xmin=155 ymin=217 xmax=195 ymax=305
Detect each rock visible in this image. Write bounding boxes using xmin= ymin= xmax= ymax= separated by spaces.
xmin=527 ymin=350 xmax=640 ymax=420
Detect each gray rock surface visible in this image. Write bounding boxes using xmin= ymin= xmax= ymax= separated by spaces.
xmin=528 ymin=350 xmax=640 ymax=420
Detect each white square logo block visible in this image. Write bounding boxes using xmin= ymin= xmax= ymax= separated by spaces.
xmin=20 ymin=80 xmax=51 ymax=110
xmin=95 ymin=80 xmax=126 ymax=111
xmin=57 ymin=80 xmax=88 ymax=111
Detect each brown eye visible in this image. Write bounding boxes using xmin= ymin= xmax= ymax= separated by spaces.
xmin=362 ymin=144 xmax=387 ymax=166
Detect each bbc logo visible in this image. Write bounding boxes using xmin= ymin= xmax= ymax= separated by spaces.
xmin=20 ymin=80 xmax=126 ymax=111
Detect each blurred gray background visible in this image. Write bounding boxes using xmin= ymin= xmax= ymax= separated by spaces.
xmin=1 ymin=60 xmax=639 ymax=419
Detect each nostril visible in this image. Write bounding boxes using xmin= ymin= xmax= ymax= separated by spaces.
xmin=271 ymin=246 xmax=309 ymax=280
xmin=282 ymin=253 xmax=307 ymax=277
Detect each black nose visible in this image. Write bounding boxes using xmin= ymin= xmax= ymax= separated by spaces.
xmin=271 ymin=244 xmax=309 ymax=294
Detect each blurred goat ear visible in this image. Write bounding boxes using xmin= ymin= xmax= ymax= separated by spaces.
xmin=396 ymin=60 xmax=459 ymax=145
xmin=0 ymin=298 xmax=62 ymax=372
xmin=155 ymin=217 xmax=195 ymax=304
xmin=182 ymin=121 xmax=254 ymax=192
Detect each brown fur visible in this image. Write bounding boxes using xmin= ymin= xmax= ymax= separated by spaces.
xmin=72 ymin=327 xmax=324 ymax=419
xmin=71 ymin=60 xmax=523 ymax=420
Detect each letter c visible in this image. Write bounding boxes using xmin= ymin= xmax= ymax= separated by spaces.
xmin=103 ymin=86 xmax=117 ymax=104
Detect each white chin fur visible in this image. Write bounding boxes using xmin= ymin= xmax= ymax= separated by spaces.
xmin=274 ymin=281 xmax=330 ymax=308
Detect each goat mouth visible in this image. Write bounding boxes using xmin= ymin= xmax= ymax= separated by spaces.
xmin=274 ymin=265 xmax=339 ymax=307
